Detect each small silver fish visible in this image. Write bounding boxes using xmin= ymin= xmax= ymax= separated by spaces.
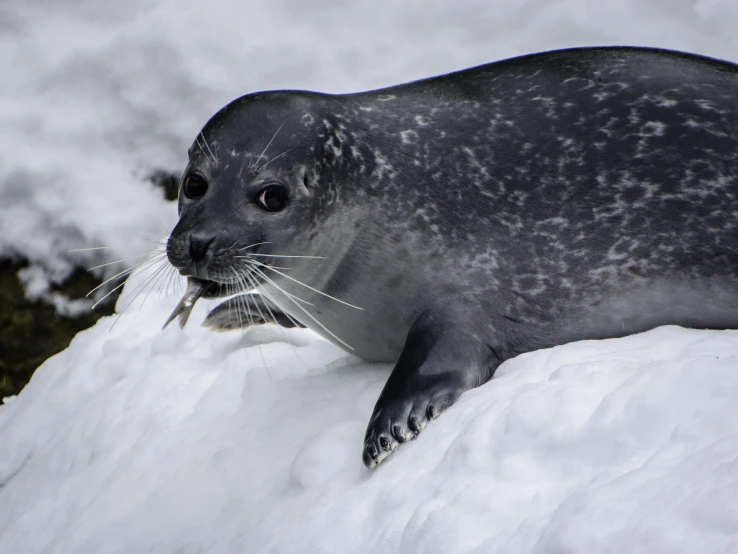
xmin=162 ymin=277 xmax=209 ymax=330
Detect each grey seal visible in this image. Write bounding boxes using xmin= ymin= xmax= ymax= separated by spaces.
xmin=165 ymin=46 xmax=738 ymax=468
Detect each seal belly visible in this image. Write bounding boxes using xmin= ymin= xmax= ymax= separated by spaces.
xmin=562 ymin=277 xmax=738 ymax=344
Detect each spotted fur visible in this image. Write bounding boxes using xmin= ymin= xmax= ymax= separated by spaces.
xmin=167 ymin=47 xmax=738 ymax=468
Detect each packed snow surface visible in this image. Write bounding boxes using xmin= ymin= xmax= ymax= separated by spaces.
xmin=4 ymin=1 xmax=738 ymax=552
xmin=1 ymin=273 xmax=738 ymax=553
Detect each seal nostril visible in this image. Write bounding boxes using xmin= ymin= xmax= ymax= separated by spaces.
xmin=189 ymin=235 xmax=215 ymax=263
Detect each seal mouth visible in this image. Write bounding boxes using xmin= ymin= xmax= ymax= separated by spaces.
xmin=204 ymin=256 xmax=278 ymax=293
xmin=169 ymin=237 xmax=318 ymax=298
xmin=192 ymin=266 xmax=265 ymax=295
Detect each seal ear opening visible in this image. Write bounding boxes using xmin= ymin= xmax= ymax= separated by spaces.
xmin=302 ymin=169 xmax=318 ymax=194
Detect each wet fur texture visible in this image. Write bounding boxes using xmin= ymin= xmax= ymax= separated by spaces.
xmin=167 ymin=47 xmax=738 ymax=468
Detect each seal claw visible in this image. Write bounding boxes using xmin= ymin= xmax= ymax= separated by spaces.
xmin=363 ymin=389 xmax=443 ymax=467
xmin=391 ymin=424 xmax=411 ymax=443
xmin=408 ymin=416 xmax=422 ymax=435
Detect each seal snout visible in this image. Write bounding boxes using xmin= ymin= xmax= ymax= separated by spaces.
xmin=189 ymin=235 xmax=214 ymax=264
xmin=187 ymin=234 xmax=215 ymax=276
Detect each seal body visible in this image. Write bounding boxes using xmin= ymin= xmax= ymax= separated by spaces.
xmin=166 ymin=47 xmax=738 ymax=467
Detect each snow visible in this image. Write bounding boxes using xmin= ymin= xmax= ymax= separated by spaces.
xmin=2 ymin=270 xmax=738 ymax=553
xmin=3 ymin=0 xmax=738 ymax=552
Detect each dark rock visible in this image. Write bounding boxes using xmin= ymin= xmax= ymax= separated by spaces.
xmin=148 ymin=170 xmax=180 ymax=202
xmin=0 ymin=259 xmax=120 ymax=402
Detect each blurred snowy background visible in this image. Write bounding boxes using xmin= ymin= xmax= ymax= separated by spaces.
xmin=2 ymin=1 xmax=738 ymax=553
xmin=3 ymin=0 xmax=738 ymax=294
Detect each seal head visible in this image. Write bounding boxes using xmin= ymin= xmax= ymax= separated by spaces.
xmin=167 ymin=92 xmax=332 ymax=288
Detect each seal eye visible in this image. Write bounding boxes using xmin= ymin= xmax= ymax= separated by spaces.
xmin=183 ymin=175 xmax=208 ymax=199
xmin=257 ymin=184 xmax=289 ymax=212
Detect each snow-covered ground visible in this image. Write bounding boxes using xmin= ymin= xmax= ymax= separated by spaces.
xmin=2 ymin=273 xmax=738 ymax=553
xmin=3 ymin=1 xmax=738 ymax=552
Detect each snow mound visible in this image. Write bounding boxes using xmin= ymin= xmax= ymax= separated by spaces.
xmin=4 ymin=1 xmax=738 ymax=552
xmin=1 ymin=271 xmax=737 ymax=553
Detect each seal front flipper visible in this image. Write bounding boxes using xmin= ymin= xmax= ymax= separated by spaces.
xmin=362 ymin=307 xmax=502 ymax=468
xmin=203 ymin=294 xmax=305 ymax=331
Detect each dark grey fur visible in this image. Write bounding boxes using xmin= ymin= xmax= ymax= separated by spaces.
xmin=166 ymin=47 xmax=738 ymax=468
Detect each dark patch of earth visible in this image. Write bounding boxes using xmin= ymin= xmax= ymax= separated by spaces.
xmin=0 ymin=170 xmax=180 ymax=403
xmin=0 ymin=259 xmax=119 ymax=402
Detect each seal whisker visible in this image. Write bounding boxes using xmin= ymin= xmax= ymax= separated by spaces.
xmin=250 ymin=279 xmax=310 ymax=371
xmin=87 ymin=253 xmax=165 ymax=273
xmin=109 ymin=261 xmax=172 ymax=328
xmin=239 ymin=267 xmax=311 ymax=370
xmin=93 ymin=256 xmax=167 ymax=311
xmin=251 ymin=123 xmax=284 ymax=169
xmin=158 ymin=265 xmax=172 ymax=300
xmin=238 ymin=242 xmax=272 ymax=252
xmin=237 ymin=293 xmax=248 ymax=328
xmin=68 ymin=247 xmax=115 ymax=253
xmin=243 ymin=292 xmax=255 ymax=328
xmin=255 ymin=148 xmax=294 ymax=172
xmin=139 ymin=261 xmax=173 ymax=310
xmin=158 ymin=263 xmax=178 ymax=298
xmin=85 ymin=259 xmax=131 ymax=271
xmin=249 ymin=260 xmax=363 ymax=310
xmin=226 ymin=238 xmax=245 ymax=252
xmin=238 ymin=268 xmax=270 ymax=324
xmin=85 ymin=253 xmax=167 ymax=298
xmin=259 ymin=290 xmax=303 ymax=329
xmin=90 ymin=280 xmax=128 ymax=310
xmin=195 ymin=135 xmax=207 ymax=158
xmin=237 ymin=284 xmax=273 ymax=378
xmin=195 ymin=135 xmax=216 ymax=164
xmin=240 ymin=261 xmax=314 ymax=305
xmin=200 ymin=131 xmax=218 ymax=163
xmin=165 ymin=266 xmax=180 ymax=298
xmin=243 ymin=261 xmax=292 ymax=271
xmin=236 ymin=254 xmax=327 ymax=260
xmin=239 ymin=269 xmax=293 ymax=347
xmin=248 ymin=264 xmax=354 ymax=351
xmin=236 ymin=286 xmax=248 ymax=328
xmin=232 ymin=268 xmax=259 ymax=327
xmin=241 ymin=287 xmax=261 ymax=328
xmin=103 ymin=256 xmax=167 ymax=313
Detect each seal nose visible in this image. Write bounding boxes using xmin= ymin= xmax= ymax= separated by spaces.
xmin=189 ymin=235 xmax=214 ymax=264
